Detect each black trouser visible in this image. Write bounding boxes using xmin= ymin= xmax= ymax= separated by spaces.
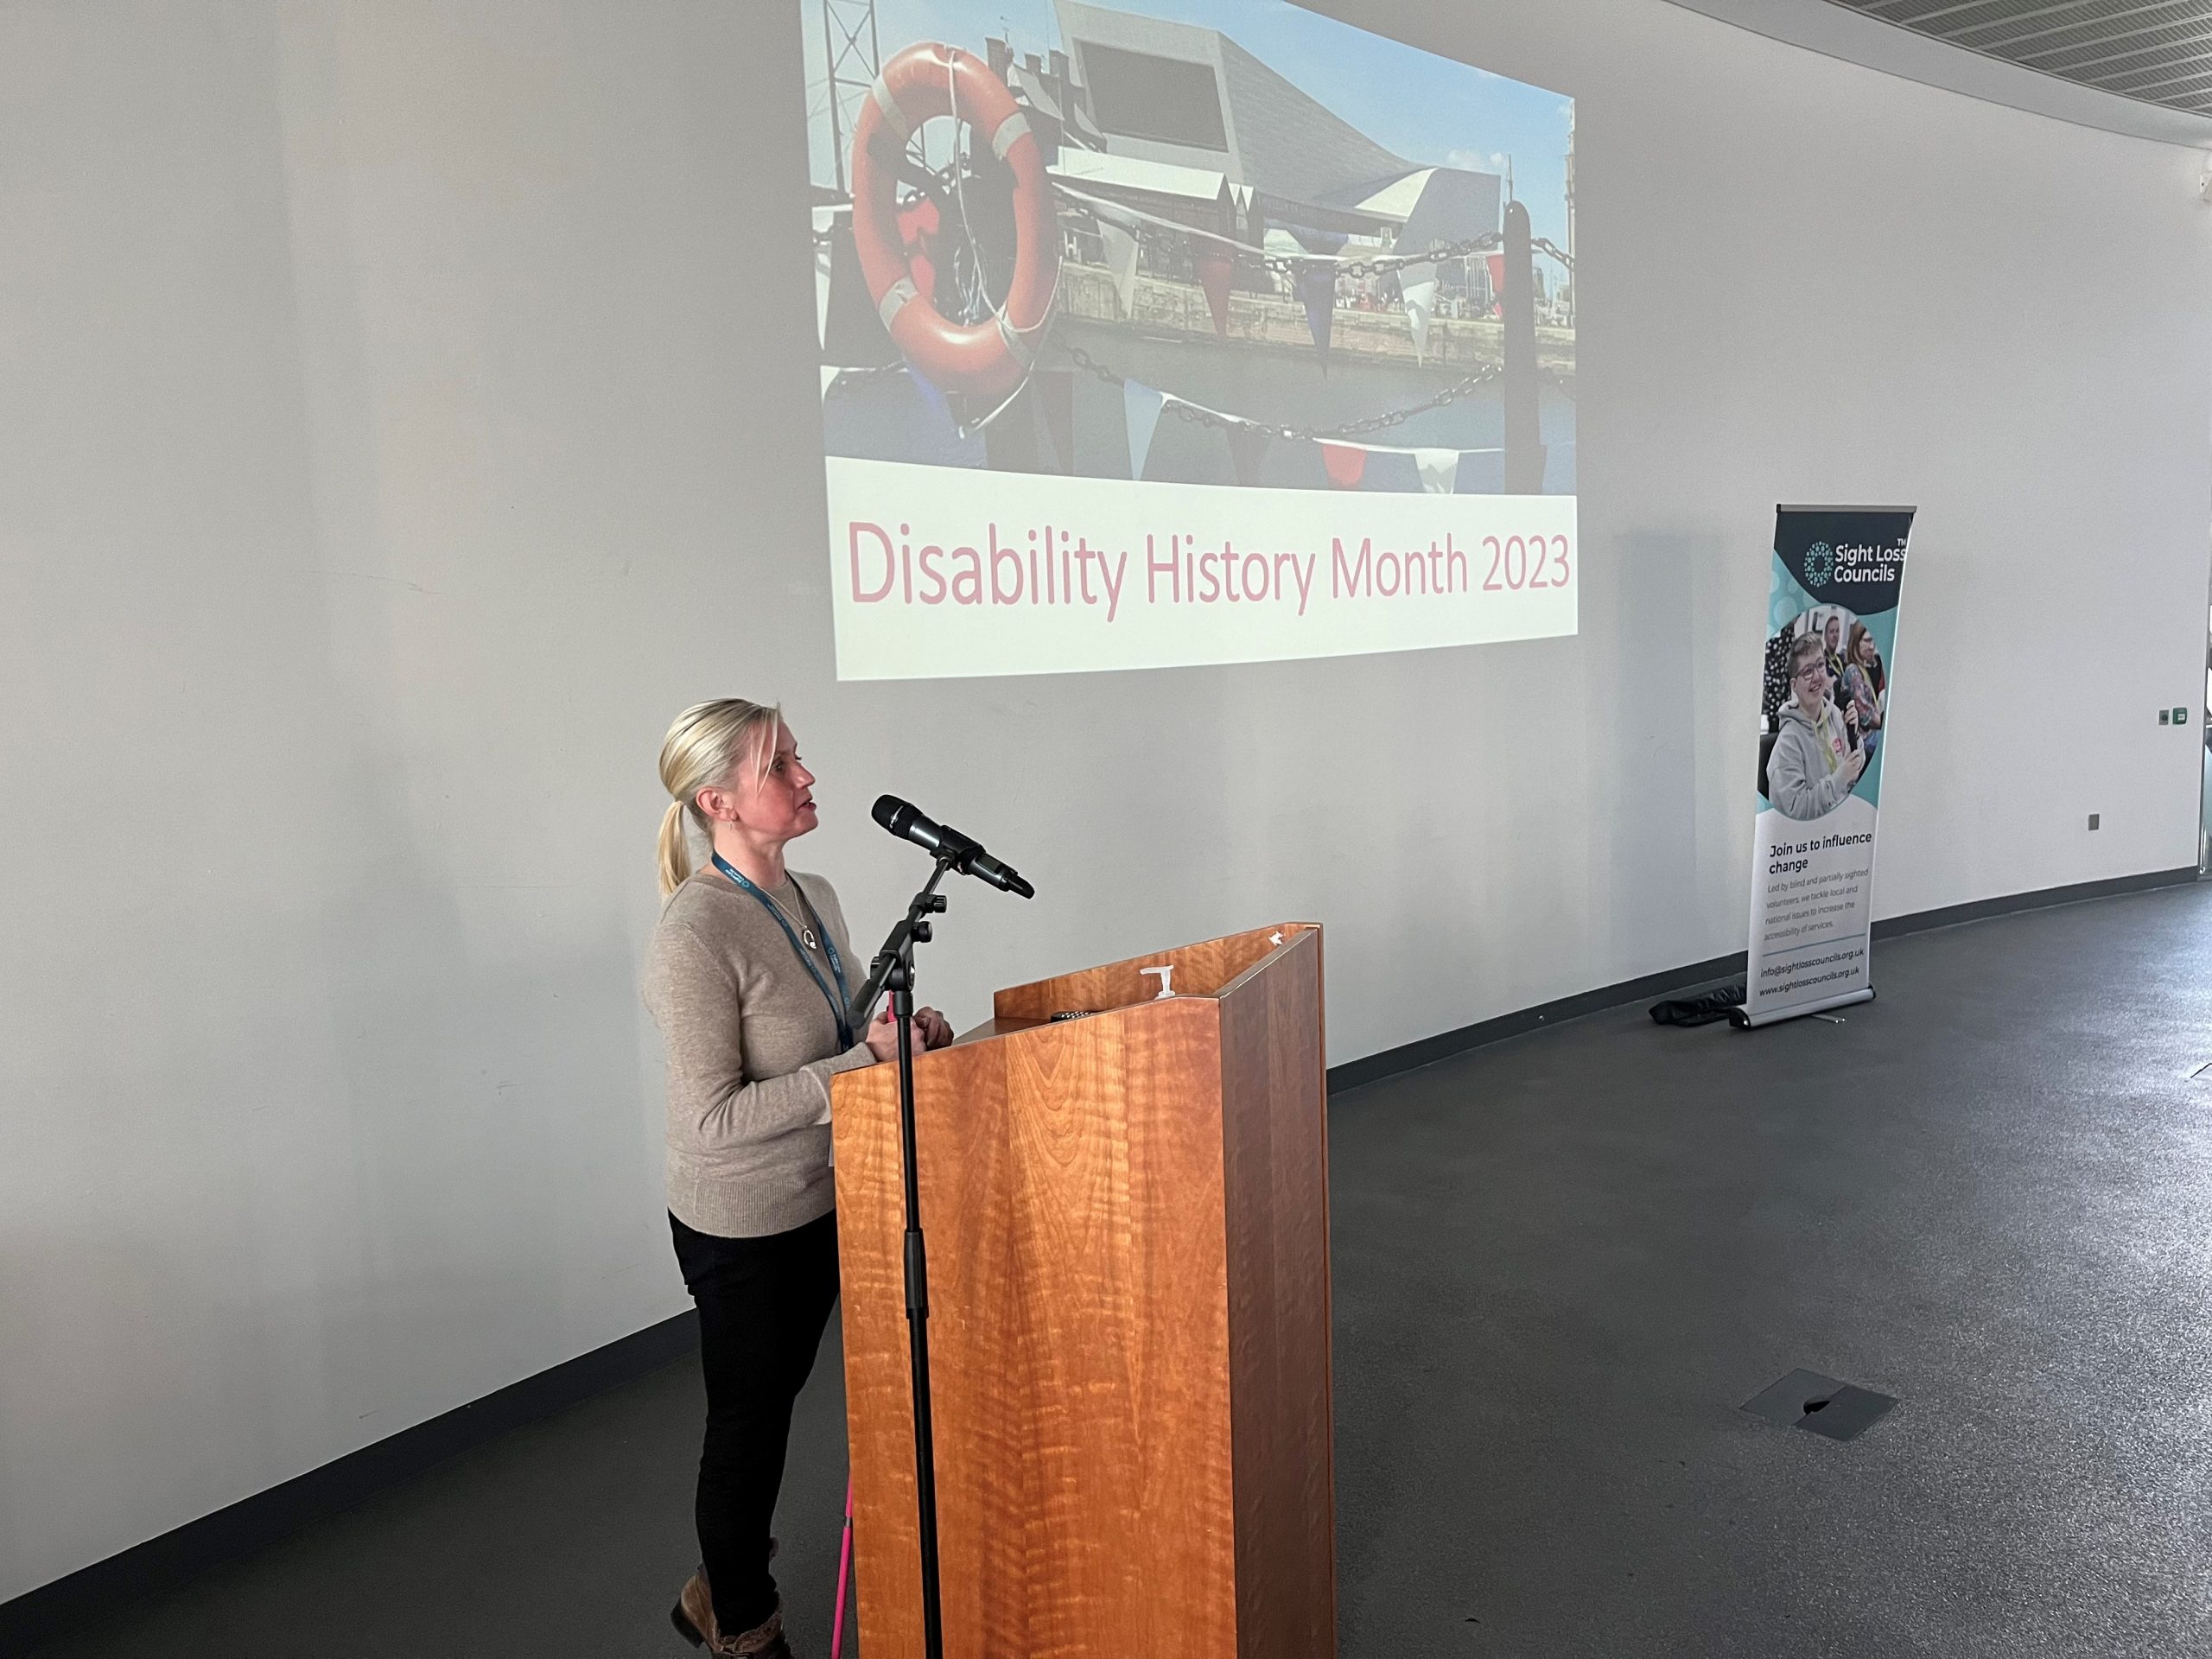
xmin=669 ymin=1208 xmax=841 ymax=1636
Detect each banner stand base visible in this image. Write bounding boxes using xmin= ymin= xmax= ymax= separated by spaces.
xmin=1729 ymin=986 xmax=1876 ymax=1030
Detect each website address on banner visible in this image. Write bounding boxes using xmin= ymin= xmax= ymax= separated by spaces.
xmin=1758 ymin=944 xmax=1866 ymax=996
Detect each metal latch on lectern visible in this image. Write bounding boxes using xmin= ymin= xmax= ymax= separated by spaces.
xmin=1140 ymin=965 xmax=1175 ymax=999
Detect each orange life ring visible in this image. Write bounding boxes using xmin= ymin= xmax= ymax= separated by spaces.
xmin=849 ymin=43 xmax=1059 ymax=398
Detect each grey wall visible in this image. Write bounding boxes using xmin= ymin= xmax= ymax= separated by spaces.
xmin=3 ymin=0 xmax=2207 ymax=1605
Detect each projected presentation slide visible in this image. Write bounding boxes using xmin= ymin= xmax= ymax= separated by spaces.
xmin=804 ymin=0 xmax=1576 ymax=680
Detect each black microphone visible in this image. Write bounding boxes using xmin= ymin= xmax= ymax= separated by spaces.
xmin=873 ymin=795 xmax=1035 ymax=898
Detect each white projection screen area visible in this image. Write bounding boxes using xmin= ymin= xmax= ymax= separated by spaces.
xmin=804 ymin=0 xmax=1576 ymax=680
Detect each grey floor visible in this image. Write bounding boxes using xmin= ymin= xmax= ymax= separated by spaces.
xmin=29 ymin=884 xmax=2212 ymax=1657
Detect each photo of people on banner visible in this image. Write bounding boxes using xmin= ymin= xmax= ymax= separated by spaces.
xmin=805 ymin=0 xmax=1575 ymax=494
xmin=1759 ymin=604 xmax=1891 ymax=823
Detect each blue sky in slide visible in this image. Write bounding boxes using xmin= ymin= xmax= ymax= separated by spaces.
xmin=799 ymin=0 xmax=1573 ymax=255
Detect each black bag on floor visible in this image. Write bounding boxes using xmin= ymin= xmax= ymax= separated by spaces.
xmin=1648 ymin=985 xmax=1745 ymax=1027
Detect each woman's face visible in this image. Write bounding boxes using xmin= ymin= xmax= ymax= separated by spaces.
xmin=714 ymin=722 xmax=818 ymax=844
xmin=1856 ymin=633 xmax=1878 ymax=666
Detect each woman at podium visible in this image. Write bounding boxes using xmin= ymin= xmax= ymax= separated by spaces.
xmin=644 ymin=698 xmax=952 ymax=1658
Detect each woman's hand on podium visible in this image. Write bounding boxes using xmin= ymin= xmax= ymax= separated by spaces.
xmin=915 ymin=1006 xmax=955 ymax=1050
xmin=863 ymin=1004 xmax=953 ymax=1061
xmin=865 ymin=1006 xmax=925 ymax=1063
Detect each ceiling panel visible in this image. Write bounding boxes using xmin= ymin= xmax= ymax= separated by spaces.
xmin=1823 ymin=0 xmax=2212 ymax=113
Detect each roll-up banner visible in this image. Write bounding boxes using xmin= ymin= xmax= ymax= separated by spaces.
xmin=1736 ymin=505 xmax=1915 ymax=1029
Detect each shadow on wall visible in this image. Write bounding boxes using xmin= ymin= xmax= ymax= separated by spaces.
xmin=0 ymin=723 xmax=671 ymax=1608
xmin=306 ymin=735 xmax=671 ymax=1424
xmin=1602 ymin=535 xmax=1709 ymax=957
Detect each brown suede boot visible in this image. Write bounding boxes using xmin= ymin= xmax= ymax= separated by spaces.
xmin=671 ymin=1567 xmax=793 ymax=1658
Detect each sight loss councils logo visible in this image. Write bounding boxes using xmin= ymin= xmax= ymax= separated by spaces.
xmin=1802 ymin=541 xmax=1834 ymax=587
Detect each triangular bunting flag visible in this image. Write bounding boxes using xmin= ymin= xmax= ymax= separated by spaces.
xmin=1297 ymin=266 xmax=1336 ymax=374
xmin=1414 ymin=448 xmax=1460 ymax=494
xmin=1227 ymin=423 xmax=1269 ymax=486
xmin=1123 ymin=380 xmax=1167 ymax=480
xmin=1098 ymin=219 xmax=1141 ymax=318
xmin=1033 ymin=371 xmax=1076 ymax=475
xmin=1320 ymin=442 xmax=1367 ymax=490
xmin=1195 ymin=247 xmax=1235 ymax=339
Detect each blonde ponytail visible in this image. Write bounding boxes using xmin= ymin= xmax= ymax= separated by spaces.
xmin=656 ymin=699 xmax=781 ymax=899
xmin=658 ymin=799 xmax=692 ymax=899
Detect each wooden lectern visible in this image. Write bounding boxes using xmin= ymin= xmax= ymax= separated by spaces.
xmin=830 ymin=924 xmax=1335 ymax=1658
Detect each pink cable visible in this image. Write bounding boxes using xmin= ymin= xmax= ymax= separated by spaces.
xmin=830 ymin=1476 xmax=855 ymax=1659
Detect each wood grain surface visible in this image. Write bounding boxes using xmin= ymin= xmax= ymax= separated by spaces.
xmin=834 ymin=1001 xmax=1238 ymax=1656
xmin=1217 ymin=930 xmax=1336 ymax=1659
xmin=833 ymin=925 xmax=1332 ymax=1658
xmin=993 ymin=923 xmax=1317 ymax=1023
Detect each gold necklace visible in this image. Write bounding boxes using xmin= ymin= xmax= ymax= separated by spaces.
xmin=754 ymin=876 xmax=819 ymax=950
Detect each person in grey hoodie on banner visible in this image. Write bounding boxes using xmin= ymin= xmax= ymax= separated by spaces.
xmin=1770 ymin=632 xmax=1866 ymax=821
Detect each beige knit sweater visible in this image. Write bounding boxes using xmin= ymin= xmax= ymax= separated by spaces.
xmin=642 ymin=868 xmax=878 ymax=1237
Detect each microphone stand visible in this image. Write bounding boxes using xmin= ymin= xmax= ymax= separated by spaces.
xmin=849 ymin=856 xmax=954 ymax=1659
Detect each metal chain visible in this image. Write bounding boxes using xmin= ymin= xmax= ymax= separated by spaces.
xmin=1262 ymin=232 xmax=1503 ymax=279
xmin=1056 ymin=201 xmax=1502 ymax=278
xmin=822 ymin=188 xmax=1564 ymax=276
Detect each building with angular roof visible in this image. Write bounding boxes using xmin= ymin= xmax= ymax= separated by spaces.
xmin=1052 ymin=0 xmax=1499 ymax=250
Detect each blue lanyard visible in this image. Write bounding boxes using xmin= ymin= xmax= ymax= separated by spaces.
xmin=711 ymin=853 xmax=855 ymax=1050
